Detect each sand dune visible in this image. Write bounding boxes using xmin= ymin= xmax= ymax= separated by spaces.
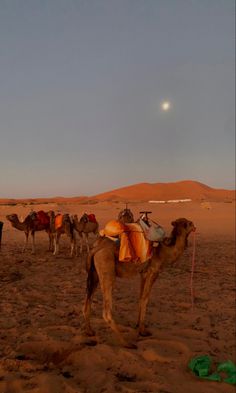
xmin=92 ymin=180 xmax=235 ymax=202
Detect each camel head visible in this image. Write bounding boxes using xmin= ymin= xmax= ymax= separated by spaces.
xmin=80 ymin=213 xmax=89 ymax=224
xmin=47 ymin=210 xmax=55 ymax=219
xmin=169 ymin=218 xmax=196 ymax=247
xmin=71 ymin=214 xmax=78 ymax=222
xmin=6 ymin=214 xmax=19 ymax=224
xmin=171 ymin=218 xmax=196 ymax=235
xmin=118 ymin=208 xmax=134 ymax=224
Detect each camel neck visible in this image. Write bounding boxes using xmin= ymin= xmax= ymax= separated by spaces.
xmin=12 ymin=217 xmax=27 ymax=231
xmin=157 ymin=233 xmax=187 ymax=264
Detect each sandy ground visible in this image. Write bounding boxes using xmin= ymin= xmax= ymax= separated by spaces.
xmin=0 ymin=201 xmax=235 ymax=393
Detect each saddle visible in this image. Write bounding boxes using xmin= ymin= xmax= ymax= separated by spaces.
xmin=87 ymin=213 xmax=97 ymax=223
xmin=54 ymin=214 xmax=72 ymax=230
xmin=100 ymin=220 xmax=152 ymax=263
xmin=30 ymin=210 xmax=50 ymax=226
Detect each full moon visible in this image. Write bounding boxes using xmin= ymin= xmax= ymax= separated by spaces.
xmin=161 ymin=101 xmax=171 ymax=111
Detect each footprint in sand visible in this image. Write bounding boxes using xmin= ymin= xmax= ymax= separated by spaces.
xmin=139 ymin=337 xmax=191 ymax=364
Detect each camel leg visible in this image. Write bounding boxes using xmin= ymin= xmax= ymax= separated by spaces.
xmin=70 ymin=234 xmax=76 ymax=257
xmin=48 ymin=232 xmax=53 ymax=251
xmin=85 ymin=233 xmax=90 ymax=253
xmin=23 ymin=231 xmax=29 ymax=252
xmin=95 ymin=254 xmax=136 ymax=348
xmin=83 ymin=266 xmax=99 ymax=336
xmin=73 ymin=232 xmax=78 ymax=257
xmin=31 ymin=231 xmax=36 ymax=254
xmin=79 ymin=233 xmax=84 ymax=254
xmin=136 ymin=271 xmax=159 ymax=337
xmin=53 ymin=233 xmax=60 ymax=255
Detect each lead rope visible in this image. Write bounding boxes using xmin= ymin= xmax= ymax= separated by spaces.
xmin=190 ymin=231 xmax=196 ymax=310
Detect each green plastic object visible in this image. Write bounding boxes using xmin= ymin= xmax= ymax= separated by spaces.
xmin=217 ymin=360 xmax=236 ymax=385
xmin=188 ymin=355 xmax=236 ymax=385
xmin=188 ymin=355 xmax=212 ymax=377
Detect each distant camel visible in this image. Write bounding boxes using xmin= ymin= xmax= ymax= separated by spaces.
xmin=0 ymin=221 xmax=3 ymax=250
xmin=118 ymin=207 xmax=134 ymax=224
xmin=83 ymin=218 xmax=196 ymax=348
xmin=48 ymin=211 xmax=76 ymax=257
xmin=6 ymin=211 xmax=53 ymax=254
xmin=72 ymin=213 xmax=99 ymax=254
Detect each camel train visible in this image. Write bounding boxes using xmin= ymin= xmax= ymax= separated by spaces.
xmin=5 ymin=206 xmax=132 ymax=255
xmin=6 ymin=210 xmax=99 ymax=256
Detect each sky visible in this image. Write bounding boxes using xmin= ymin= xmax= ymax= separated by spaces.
xmin=0 ymin=0 xmax=235 ymax=198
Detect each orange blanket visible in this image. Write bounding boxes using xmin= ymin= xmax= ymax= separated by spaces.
xmin=55 ymin=214 xmax=63 ymax=230
xmin=100 ymin=221 xmax=152 ymax=263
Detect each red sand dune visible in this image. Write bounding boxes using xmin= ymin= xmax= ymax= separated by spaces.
xmin=92 ymin=180 xmax=235 ymax=202
xmin=0 ymin=181 xmax=234 ymax=206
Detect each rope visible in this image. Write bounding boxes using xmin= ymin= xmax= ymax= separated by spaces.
xmin=190 ymin=230 xmax=196 ymax=310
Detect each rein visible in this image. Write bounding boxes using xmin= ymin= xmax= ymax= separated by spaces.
xmin=190 ymin=230 xmax=196 ymax=310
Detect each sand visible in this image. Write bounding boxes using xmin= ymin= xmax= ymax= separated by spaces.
xmin=0 ymin=200 xmax=235 ymax=393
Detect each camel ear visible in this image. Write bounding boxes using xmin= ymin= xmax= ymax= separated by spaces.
xmin=171 ymin=221 xmax=176 ymax=227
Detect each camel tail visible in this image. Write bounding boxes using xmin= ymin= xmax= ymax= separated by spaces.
xmin=86 ymin=253 xmax=98 ymax=298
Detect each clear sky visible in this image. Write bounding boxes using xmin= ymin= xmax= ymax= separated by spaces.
xmin=0 ymin=0 xmax=235 ymax=198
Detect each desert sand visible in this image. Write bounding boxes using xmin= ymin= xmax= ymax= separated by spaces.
xmin=0 ymin=199 xmax=235 ymax=393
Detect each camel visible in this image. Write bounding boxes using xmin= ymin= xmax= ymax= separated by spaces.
xmin=6 ymin=211 xmax=53 ymax=254
xmin=83 ymin=218 xmax=196 ymax=348
xmin=48 ymin=211 xmax=76 ymax=256
xmin=118 ymin=207 xmax=134 ymax=224
xmin=72 ymin=213 xmax=99 ymax=254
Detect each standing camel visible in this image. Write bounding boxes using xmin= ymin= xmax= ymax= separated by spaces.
xmin=83 ymin=218 xmax=196 ymax=348
xmin=72 ymin=213 xmax=99 ymax=254
xmin=6 ymin=211 xmax=53 ymax=253
xmin=48 ymin=211 xmax=76 ymax=257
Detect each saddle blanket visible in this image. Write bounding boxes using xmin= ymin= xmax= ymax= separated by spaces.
xmin=87 ymin=213 xmax=97 ymax=223
xmin=100 ymin=220 xmax=152 ymax=263
xmin=55 ymin=214 xmax=63 ymax=230
xmin=36 ymin=211 xmax=50 ymax=226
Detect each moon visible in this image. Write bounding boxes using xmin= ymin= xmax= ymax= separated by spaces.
xmin=161 ymin=101 xmax=171 ymax=111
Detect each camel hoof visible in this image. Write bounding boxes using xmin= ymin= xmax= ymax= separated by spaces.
xmin=124 ymin=342 xmax=137 ymax=350
xmin=84 ymin=338 xmax=97 ymax=347
xmin=138 ymin=329 xmax=152 ymax=337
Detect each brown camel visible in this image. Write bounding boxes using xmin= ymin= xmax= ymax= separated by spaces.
xmin=83 ymin=218 xmax=196 ymax=348
xmin=48 ymin=211 xmax=76 ymax=256
xmin=72 ymin=213 xmax=99 ymax=254
xmin=6 ymin=211 xmax=53 ymax=254
xmin=118 ymin=207 xmax=134 ymax=224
